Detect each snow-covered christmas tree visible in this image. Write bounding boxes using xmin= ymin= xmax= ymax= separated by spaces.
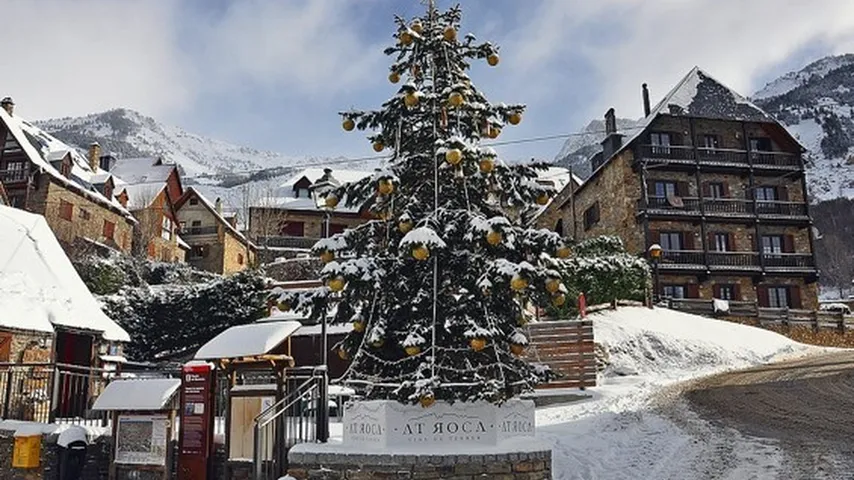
xmin=276 ymin=2 xmax=569 ymax=406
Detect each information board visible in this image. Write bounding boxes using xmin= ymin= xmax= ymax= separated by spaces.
xmin=177 ymin=362 xmax=215 ymax=480
xmin=115 ymin=415 xmax=168 ymax=465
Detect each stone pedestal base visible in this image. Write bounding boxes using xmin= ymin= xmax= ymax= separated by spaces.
xmin=287 ymin=440 xmax=552 ymax=480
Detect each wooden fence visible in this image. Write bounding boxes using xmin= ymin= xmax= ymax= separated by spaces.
xmin=667 ymin=298 xmax=854 ymax=333
xmin=524 ymin=319 xmax=596 ymax=390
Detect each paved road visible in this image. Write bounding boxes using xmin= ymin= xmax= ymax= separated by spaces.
xmin=682 ymin=351 xmax=854 ymax=478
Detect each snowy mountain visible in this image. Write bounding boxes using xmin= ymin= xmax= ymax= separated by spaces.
xmin=555 ymin=54 xmax=854 ymax=201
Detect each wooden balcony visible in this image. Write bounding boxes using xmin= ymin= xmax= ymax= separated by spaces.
xmin=0 ymin=168 xmax=29 ymax=185
xmin=639 ymin=197 xmax=809 ymax=223
xmin=181 ymin=226 xmax=219 ymax=236
xmin=635 ymin=145 xmax=802 ymax=171
xmin=655 ymin=250 xmax=816 ymax=274
xmin=257 ymin=236 xmax=320 ymax=249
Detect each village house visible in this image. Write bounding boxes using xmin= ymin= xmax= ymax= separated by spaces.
xmin=175 ymin=187 xmax=257 ymax=274
xmin=107 ymin=155 xmax=187 ymax=262
xmin=537 ymin=67 xmax=819 ymax=310
xmin=0 ymin=98 xmax=137 ymax=254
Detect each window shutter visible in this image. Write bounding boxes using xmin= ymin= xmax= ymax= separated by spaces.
xmin=686 ymin=284 xmax=700 ymax=298
xmin=722 ymin=182 xmax=730 ymax=197
xmin=712 ymin=284 xmax=721 ymax=298
xmin=649 ymin=230 xmax=660 ymax=245
xmin=789 ymin=285 xmax=802 ymax=309
xmin=757 ymin=286 xmax=769 ymax=307
xmin=777 ymin=185 xmax=789 ymax=201
xmin=727 ymin=233 xmax=735 ymax=251
xmin=702 ymin=183 xmax=711 ymax=197
xmin=783 ymin=235 xmax=795 ymax=253
xmin=745 ymin=187 xmax=753 ymax=200
xmin=707 ymin=232 xmax=715 ymax=250
xmin=677 ymin=182 xmax=689 ymax=197
xmin=733 ymin=283 xmax=741 ymax=301
xmin=647 ymin=181 xmax=656 ymax=195
xmin=683 ymin=232 xmax=695 ymax=250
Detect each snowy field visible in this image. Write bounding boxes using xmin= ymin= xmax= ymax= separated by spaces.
xmin=533 ymin=307 xmax=827 ymax=479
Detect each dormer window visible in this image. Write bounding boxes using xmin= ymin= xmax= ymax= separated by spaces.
xmin=103 ymin=182 xmax=113 ymax=199
xmin=60 ymin=159 xmax=71 ymax=178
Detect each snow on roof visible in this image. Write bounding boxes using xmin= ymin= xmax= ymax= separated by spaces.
xmin=176 ymin=235 xmax=190 ymax=250
xmin=0 ymin=205 xmax=131 ymax=341
xmin=178 ymin=187 xmax=254 ymax=247
xmin=0 ymin=109 xmax=134 ymax=220
xmin=91 ymin=378 xmax=180 ymax=411
xmin=194 ymin=320 xmax=302 ymax=360
xmin=281 ymin=168 xmax=371 ymax=189
xmin=120 ymin=183 xmax=166 ymax=209
xmin=260 ymin=168 xmax=372 ymax=214
xmin=291 ymin=323 xmax=353 ymax=336
xmin=110 ymin=157 xmax=174 ymax=184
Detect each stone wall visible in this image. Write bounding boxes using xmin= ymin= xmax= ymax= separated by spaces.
xmin=287 ymin=448 xmax=552 ymax=480
xmin=221 ymin=231 xmax=254 ymax=275
xmin=0 ymin=428 xmax=110 ymax=480
xmin=6 ymin=330 xmax=53 ymax=363
xmin=28 ymin=178 xmax=135 ymax=255
xmin=247 ymin=208 xmax=366 ymax=240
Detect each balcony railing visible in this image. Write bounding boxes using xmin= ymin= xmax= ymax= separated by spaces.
xmin=643 ymin=196 xmax=701 ymax=211
xmin=707 ymin=251 xmax=760 ymax=268
xmin=0 ymin=168 xmax=29 ymax=184
xmin=636 ymin=145 xmax=802 ymax=169
xmin=640 ymin=197 xmax=807 ymax=218
xmin=659 ymin=250 xmax=705 ymax=266
xmin=703 ymin=198 xmax=752 ymax=215
xmin=257 ymin=236 xmax=320 ymax=249
xmin=754 ymin=201 xmax=808 ymax=216
xmin=763 ymin=253 xmax=815 ymax=268
xmin=181 ymin=226 xmax=219 ymax=236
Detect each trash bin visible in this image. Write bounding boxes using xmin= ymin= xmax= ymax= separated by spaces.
xmin=58 ymin=440 xmax=87 ymax=480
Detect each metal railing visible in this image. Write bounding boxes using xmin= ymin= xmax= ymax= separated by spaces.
xmin=256 ymin=236 xmax=320 ymax=249
xmin=707 ymin=251 xmax=760 ymax=267
xmin=637 ymin=145 xmax=802 ymax=169
xmin=181 ymin=226 xmax=219 ymax=236
xmin=253 ymin=366 xmax=329 ymax=480
xmin=763 ymin=253 xmax=815 ymax=268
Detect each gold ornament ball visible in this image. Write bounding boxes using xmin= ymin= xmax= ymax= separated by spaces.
xmin=399 ymin=31 xmax=413 ymax=45
xmin=277 ymin=301 xmax=290 ymax=312
xmin=470 ymin=337 xmax=487 ymax=352
xmin=486 ymin=230 xmax=502 ymax=246
xmin=510 ymin=274 xmax=528 ymax=292
xmin=404 ymin=92 xmax=419 ymax=107
xmin=508 ymin=112 xmax=522 ymax=125
xmin=388 ymin=72 xmax=400 ymax=84
xmin=371 ymin=338 xmax=384 ymax=348
xmin=378 ymin=179 xmax=394 ymax=195
xmin=353 ymin=321 xmax=365 ymax=333
xmin=342 ymin=118 xmax=355 ymax=131
xmin=479 ymin=157 xmax=495 ymax=174
xmin=412 ymin=245 xmax=430 ymax=261
xmin=552 ymin=293 xmax=567 ymax=307
xmin=488 ymin=126 xmax=501 ymax=139
xmin=556 ymin=246 xmax=571 ymax=259
xmin=398 ymin=220 xmax=413 ymax=234
xmin=487 ymin=53 xmax=500 ymax=66
xmin=443 ymin=26 xmax=457 ymax=42
xmin=419 ymin=394 xmax=435 ymax=408
xmin=510 ymin=343 xmax=526 ymax=356
xmin=373 ymin=141 xmax=384 ymax=152
xmin=517 ymin=315 xmax=529 ymax=326
xmin=327 ymin=276 xmax=346 ymax=292
xmin=445 ymin=148 xmax=463 ymax=165
xmin=337 ymin=348 xmax=348 ymax=360
xmin=545 ymin=278 xmax=561 ymax=294
xmin=448 ymin=91 xmax=465 ymax=107
xmin=536 ymin=193 xmax=550 ymax=206
xmin=405 ymin=345 xmax=421 ymax=356
xmin=325 ymin=194 xmax=339 ymax=209
xmin=319 ymin=250 xmax=335 ymax=264
xmin=410 ymin=20 xmax=423 ymax=34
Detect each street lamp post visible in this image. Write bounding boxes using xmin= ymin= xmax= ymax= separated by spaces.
xmin=648 ymin=243 xmax=662 ymax=304
xmin=310 ymin=169 xmax=340 ymax=370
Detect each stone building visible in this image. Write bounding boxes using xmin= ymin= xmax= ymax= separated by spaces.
xmin=175 ymin=187 xmax=257 ymax=275
xmin=108 ymin=156 xmax=187 ymax=262
xmin=0 ymin=98 xmax=137 ymax=254
xmin=537 ymin=67 xmax=819 ymax=310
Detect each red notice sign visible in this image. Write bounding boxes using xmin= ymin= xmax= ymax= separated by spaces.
xmin=578 ymin=292 xmax=587 ymax=318
xmin=177 ymin=362 xmax=216 ymax=480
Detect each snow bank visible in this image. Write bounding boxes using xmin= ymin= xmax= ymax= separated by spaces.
xmin=594 ymin=306 xmax=816 ymax=381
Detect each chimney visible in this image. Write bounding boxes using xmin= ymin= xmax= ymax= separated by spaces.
xmin=215 ymin=197 xmax=223 ymax=215
xmin=1 ymin=97 xmax=14 ymax=116
xmin=642 ymin=83 xmax=651 ymax=117
xmin=88 ymin=142 xmax=101 ymax=171
xmin=227 ymin=215 xmax=238 ymax=228
xmin=600 ymin=108 xmax=624 ymax=161
xmin=99 ymin=153 xmax=117 ymax=172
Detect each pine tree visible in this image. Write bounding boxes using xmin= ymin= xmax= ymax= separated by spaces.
xmin=276 ymin=3 xmax=569 ymax=405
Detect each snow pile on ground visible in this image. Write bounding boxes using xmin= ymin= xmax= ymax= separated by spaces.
xmin=595 ymin=306 xmax=813 ymax=381
xmin=536 ymin=306 xmax=826 ymax=480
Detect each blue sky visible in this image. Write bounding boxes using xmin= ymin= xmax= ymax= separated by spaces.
xmin=6 ymin=0 xmax=854 ymax=163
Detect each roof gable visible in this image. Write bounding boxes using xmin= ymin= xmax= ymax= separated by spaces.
xmin=176 ymin=187 xmax=255 ymax=249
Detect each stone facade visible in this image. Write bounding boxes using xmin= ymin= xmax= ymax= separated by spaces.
xmin=26 ymin=177 xmax=135 ymax=254
xmin=287 ymin=448 xmax=552 ymax=480
xmin=6 ymin=330 xmax=53 ymax=363
xmin=248 ymin=207 xmax=367 ymax=241
xmin=132 ymin=189 xmax=184 ymax=263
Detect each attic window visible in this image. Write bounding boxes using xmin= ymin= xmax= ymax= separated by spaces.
xmin=190 ymin=197 xmax=199 ymax=206
xmin=60 ymin=160 xmax=71 ymax=178
xmin=104 ymin=183 xmax=113 ymax=199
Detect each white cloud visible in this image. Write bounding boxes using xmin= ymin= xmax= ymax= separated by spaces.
xmin=1 ymin=0 xmax=192 ymax=120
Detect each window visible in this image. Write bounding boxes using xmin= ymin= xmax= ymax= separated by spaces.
xmin=662 ymin=285 xmax=686 ymax=299
xmin=329 ymin=223 xmax=347 ymax=235
xmin=659 ymin=231 xmax=683 ymax=251
xmin=754 ymin=186 xmax=777 ymax=201
xmin=60 ymin=160 xmax=71 ymax=178
xmin=650 ymin=132 xmax=672 ymax=155
xmin=238 ymin=253 xmax=244 ymax=265
xmin=583 ymin=202 xmax=600 ymax=230
xmin=8 ymin=194 xmax=25 ymax=208
xmin=712 ymin=233 xmax=729 ymax=252
xmin=701 ymin=134 xmax=719 ymax=149
xmin=5 ymin=161 xmax=26 ymax=182
xmin=59 ymin=200 xmax=73 ymax=221
xmin=707 ymin=182 xmax=725 ymax=198
xmin=103 ymin=183 xmax=113 ymax=199
xmin=768 ymin=286 xmax=789 ymax=308
xmin=750 ymin=137 xmax=772 ymax=152
xmin=161 ymin=216 xmax=173 ymax=241
xmin=280 ymin=221 xmax=305 ymax=237
xmin=189 ymin=197 xmax=199 ymax=206
xmin=80 ymin=209 xmax=91 ymax=221
xmin=103 ymin=220 xmax=115 ymax=240
xmin=190 ymin=245 xmax=208 ymax=258
xmin=653 ymin=181 xmax=677 ymax=198
xmin=761 ymin=235 xmax=783 ymax=254
xmin=716 ymin=285 xmax=736 ymax=301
